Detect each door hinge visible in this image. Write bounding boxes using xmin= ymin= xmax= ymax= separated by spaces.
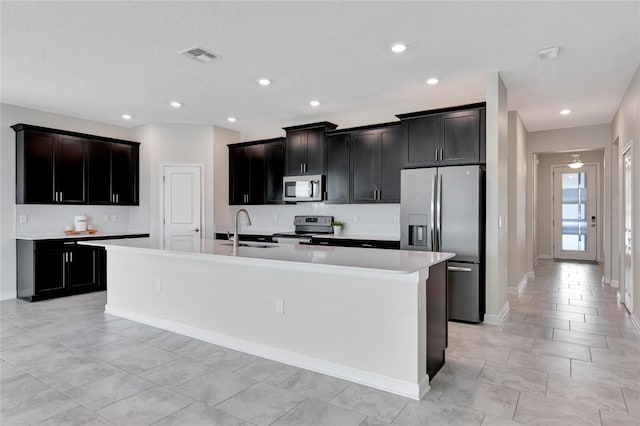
xmin=162 ymin=175 xmax=166 ymax=183
xmin=163 ymin=217 xmax=166 ymax=225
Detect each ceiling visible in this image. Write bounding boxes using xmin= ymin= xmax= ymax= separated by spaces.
xmin=1 ymin=1 xmax=638 ymax=138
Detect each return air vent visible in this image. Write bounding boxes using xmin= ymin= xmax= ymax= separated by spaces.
xmin=179 ymin=46 xmax=216 ymax=62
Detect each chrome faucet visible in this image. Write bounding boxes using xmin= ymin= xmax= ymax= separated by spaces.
xmin=233 ymin=209 xmax=252 ymax=248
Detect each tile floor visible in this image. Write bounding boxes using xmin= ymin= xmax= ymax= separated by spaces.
xmin=1 ymin=259 xmax=639 ymax=425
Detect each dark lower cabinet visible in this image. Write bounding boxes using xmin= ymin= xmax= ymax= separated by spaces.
xmin=17 ymin=240 xmax=104 ymax=302
xmin=426 ymin=261 xmax=448 ymax=380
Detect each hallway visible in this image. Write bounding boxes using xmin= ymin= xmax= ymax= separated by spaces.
xmin=0 ymin=260 xmax=638 ymax=425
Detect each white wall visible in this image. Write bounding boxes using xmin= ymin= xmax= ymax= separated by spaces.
xmin=534 ymin=150 xmax=605 ymax=260
xmin=213 ymin=126 xmax=241 ymax=231
xmin=0 ymin=103 xmax=138 ymax=300
xmin=527 ymin=124 xmax=612 ymax=277
xmin=485 ymin=73 xmax=510 ymax=323
xmin=611 ymin=64 xmax=639 ymax=322
xmin=507 ymin=111 xmax=529 ymax=292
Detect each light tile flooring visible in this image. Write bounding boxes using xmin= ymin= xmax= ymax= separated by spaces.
xmin=1 ymin=259 xmax=639 ymax=425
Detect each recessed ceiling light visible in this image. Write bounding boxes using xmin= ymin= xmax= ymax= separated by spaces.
xmin=309 ymin=100 xmax=320 ymax=107
xmin=426 ymin=77 xmax=439 ymax=85
xmin=391 ymin=43 xmax=407 ymax=53
xmin=170 ymin=101 xmax=182 ymax=108
xmin=121 ymin=114 xmax=132 ymax=120
xmin=257 ymin=78 xmax=271 ymax=86
xmin=227 ymin=117 xmax=237 ymax=123
xmin=560 ymin=109 xmax=571 ymax=115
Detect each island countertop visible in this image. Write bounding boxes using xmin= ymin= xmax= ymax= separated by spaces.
xmin=81 ymin=237 xmax=454 ymax=275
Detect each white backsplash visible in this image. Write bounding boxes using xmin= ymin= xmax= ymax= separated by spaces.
xmin=15 ymin=204 xmax=142 ymax=237
xmin=222 ymin=203 xmax=401 ymax=237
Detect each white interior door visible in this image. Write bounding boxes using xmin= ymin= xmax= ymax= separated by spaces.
xmin=163 ymin=165 xmax=202 ymax=251
xmin=553 ymin=164 xmax=598 ymax=261
xmin=622 ymin=147 xmax=633 ymax=311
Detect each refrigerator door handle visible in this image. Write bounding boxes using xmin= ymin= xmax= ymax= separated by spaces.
xmin=448 ymin=266 xmax=473 ymax=272
xmin=430 ymin=175 xmax=436 ymax=250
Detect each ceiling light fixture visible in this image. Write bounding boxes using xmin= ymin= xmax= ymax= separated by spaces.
xmin=257 ymin=78 xmax=271 ymax=86
xmin=170 ymin=101 xmax=182 ymax=108
xmin=309 ymin=100 xmax=320 ymax=107
xmin=568 ymin=153 xmax=584 ymax=169
xmin=391 ymin=43 xmax=407 ymax=53
xmin=121 ymin=114 xmax=132 ymax=120
xmin=227 ymin=117 xmax=237 ymax=123
xmin=426 ymin=77 xmax=439 ymax=85
xmin=538 ymin=46 xmax=560 ymax=60
xmin=560 ymin=109 xmax=571 ymax=115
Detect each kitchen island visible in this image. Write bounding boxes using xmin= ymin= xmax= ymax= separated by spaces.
xmin=82 ymin=238 xmax=454 ymax=400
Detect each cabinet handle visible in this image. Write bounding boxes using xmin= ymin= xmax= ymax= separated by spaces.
xmin=304 ymin=163 xmax=307 ymax=173
xmin=440 ymin=149 xmax=443 ymax=161
xmin=448 ymin=266 xmax=473 ymax=272
xmin=300 ymin=164 xmax=303 ymax=173
xmin=112 ymin=194 xmax=115 ymax=203
xmin=361 ymin=243 xmax=373 ymax=248
xmin=60 ymin=192 xmax=63 ymax=202
xmin=69 ymin=251 xmax=73 ymax=262
xmin=116 ymin=194 xmax=119 ymax=203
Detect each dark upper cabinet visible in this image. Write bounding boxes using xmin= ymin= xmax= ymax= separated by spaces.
xmin=264 ymin=139 xmax=285 ymax=204
xmin=13 ymin=124 xmax=139 ymax=205
xmin=397 ymin=103 xmax=485 ymax=168
xmin=325 ymin=134 xmax=350 ymax=204
xmin=283 ymin=122 xmax=337 ymax=176
xmin=229 ymin=143 xmax=265 ymax=205
xmin=15 ymin=129 xmax=87 ymax=204
xmin=350 ymin=125 xmax=402 ymax=203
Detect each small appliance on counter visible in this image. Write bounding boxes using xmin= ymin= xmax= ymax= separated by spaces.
xmin=272 ymin=215 xmax=334 ymax=244
xmin=64 ymin=215 xmax=97 ymax=235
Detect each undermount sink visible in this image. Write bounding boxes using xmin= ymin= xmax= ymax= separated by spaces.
xmin=222 ymin=242 xmax=276 ymax=249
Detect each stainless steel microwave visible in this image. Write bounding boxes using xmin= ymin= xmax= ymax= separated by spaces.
xmin=283 ymin=175 xmax=324 ymax=202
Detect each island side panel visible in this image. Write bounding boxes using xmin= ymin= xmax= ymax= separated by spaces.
xmin=426 ymin=261 xmax=447 ymax=379
xmin=104 ymin=249 xmax=425 ymax=397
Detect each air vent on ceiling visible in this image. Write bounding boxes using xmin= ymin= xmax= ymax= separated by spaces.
xmin=180 ymin=46 xmax=216 ymax=63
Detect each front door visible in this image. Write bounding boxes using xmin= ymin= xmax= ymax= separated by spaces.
xmin=553 ymin=164 xmax=598 ymax=261
xmin=162 ymin=165 xmax=202 ymax=251
xmin=622 ymin=146 xmax=633 ymax=311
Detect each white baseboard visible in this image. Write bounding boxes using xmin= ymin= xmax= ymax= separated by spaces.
xmin=0 ymin=290 xmax=17 ymax=301
xmin=508 ymin=272 xmax=530 ymax=295
xmin=610 ymin=280 xmax=619 ymax=289
xmin=536 ymin=255 xmax=553 ymax=260
xmin=631 ymin=312 xmax=640 ymax=333
xmin=618 ymin=292 xmax=624 ymax=303
xmin=484 ymin=300 xmax=510 ymax=325
xmin=602 ymin=276 xmax=611 ymax=285
xmin=105 ymin=304 xmax=428 ymax=400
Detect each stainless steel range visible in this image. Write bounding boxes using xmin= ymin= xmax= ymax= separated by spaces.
xmin=272 ymin=215 xmax=334 ymax=244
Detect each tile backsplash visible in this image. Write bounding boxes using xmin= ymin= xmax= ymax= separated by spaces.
xmin=222 ymin=203 xmax=401 ymax=236
xmin=15 ymin=205 xmax=142 ymax=237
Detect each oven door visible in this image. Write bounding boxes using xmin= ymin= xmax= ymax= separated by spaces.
xmin=283 ymin=175 xmax=324 ymax=202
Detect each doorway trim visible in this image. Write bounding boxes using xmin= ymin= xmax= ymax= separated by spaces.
xmin=620 ymin=142 xmax=633 ymax=314
xmin=550 ymin=162 xmax=601 ymax=261
xmin=159 ymin=162 xmax=205 ymax=242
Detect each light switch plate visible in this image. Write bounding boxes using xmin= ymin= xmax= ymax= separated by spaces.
xmin=111 ymin=214 xmax=117 ymax=223
xmin=102 ymin=215 xmax=109 ymax=223
xmin=352 ymin=214 xmax=359 ymax=223
xmin=275 ymin=299 xmax=284 ymax=315
xmin=19 ymin=214 xmax=27 ymax=224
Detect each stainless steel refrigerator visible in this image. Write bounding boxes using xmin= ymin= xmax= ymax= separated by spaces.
xmin=401 ymin=166 xmax=485 ymax=323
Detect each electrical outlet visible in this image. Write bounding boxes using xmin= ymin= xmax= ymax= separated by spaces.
xmin=19 ymin=214 xmax=27 ymax=224
xmin=393 ymin=215 xmax=399 ymax=224
xmin=155 ymin=279 xmax=162 ymax=291
xmin=253 ymin=214 xmax=258 ymax=222
xmin=352 ymin=214 xmax=359 ymax=223
xmin=102 ymin=215 xmax=109 ymax=223
xmin=273 ymin=213 xmax=278 ymax=222
xmin=111 ymin=214 xmax=117 ymax=223
xmin=275 ymin=299 xmax=284 ymax=315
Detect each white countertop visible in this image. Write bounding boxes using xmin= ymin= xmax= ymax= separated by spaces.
xmin=82 ymin=238 xmax=453 ymax=275
xmin=15 ymin=232 xmax=150 ymax=241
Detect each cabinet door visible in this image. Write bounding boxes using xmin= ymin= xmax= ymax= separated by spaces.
xmin=285 ymin=131 xmax=306 ymax=175
xmin=305 ymin=128 xmax=325 ymax=174
xmin=34 ymin=248 xmax=67 ymax=297
xmin=229 ymin=146 xmax=250 ymax=205
xmin=325 ymin=134 xmax=350 ymax=204
xmin=379 ymin=127 xmax=402 ymax=202
xmin=350 ymin=131 xmax=378 ymax=203
xmin=23 ymin=131 xmax=56 ymax=203
xmin=403 ymin=116 xmax=440 ymax=168
xmin=111 ymin=143 xmax=136 ymax=204
xmin=67 ymin=246 xmax=100 ymax=293
xmin=88 ymin=140 xmax=112 ymax=204
xmin=247 ymin=144 xmax=265 ymax=204
xmin=56 ymin=135 xmax=87 ymax=203
xmin=441 ymin=109 xmax=480 ymax=165
xmin=264 ymin=141 xmax=284 ymax=204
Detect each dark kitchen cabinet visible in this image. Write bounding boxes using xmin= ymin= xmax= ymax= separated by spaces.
xmin=283 ymin=122 xmax=337 ymax=176
xmin=264 ymin=139 xmax=285 ymax=204
xmin=397 ymin=103 xmax=485 ymax=168
xmin=13 ymin=124 xmax=139 ymax=205
xmin=229 ymin=143 xmax=265 ymax=205
xmin=325 ymin=133 xmax=350 ymax=204
xmin=350 ymin=125 xmax=402 ymax=203
xmin=88 ymin=140 xmax=139 ymax=205
xmin=17 ymin=240 xmax=103 ymax=302
xmin=15 ymin=128 xmax=87 ymax=204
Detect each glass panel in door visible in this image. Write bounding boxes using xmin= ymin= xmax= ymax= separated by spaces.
xmin=560 ymin=172 xmax=588 ymax=251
